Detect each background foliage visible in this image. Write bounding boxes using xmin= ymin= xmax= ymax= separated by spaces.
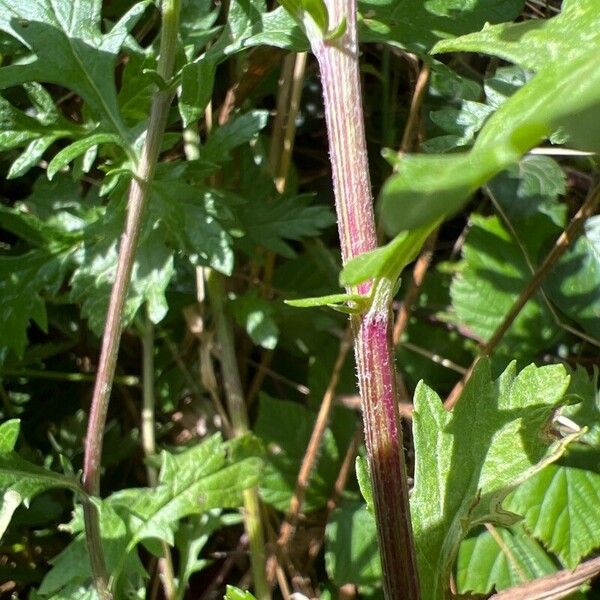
xmin=0 ymin=0 xmax=599 ymax=598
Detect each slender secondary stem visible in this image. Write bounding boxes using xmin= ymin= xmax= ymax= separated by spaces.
xmin=205 ymin=270 xmax=271 ymax=600
xmin=81 ymin=2 xmax=181 ymax=597
xmin=306 ymin=2 xmax=420 ymax=598
xmin=140 ymin=320 xmax=177 ymax=600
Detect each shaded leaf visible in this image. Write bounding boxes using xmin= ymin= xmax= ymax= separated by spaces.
xmin=456 ymin=523 xmax=559 ymax=595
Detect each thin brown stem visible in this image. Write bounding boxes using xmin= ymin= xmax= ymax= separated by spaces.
xmin=400 ymin=63 xmax=431 ymax=154
xmin=393 ymin=230 xmax=438 ymax=345
xmin=81 ymin=2 xmax=181 ymax=597
xmin=271 ymin=328 xmax=352 ymax=565
xmin=445 ymin=183 xmax=600 ymax=409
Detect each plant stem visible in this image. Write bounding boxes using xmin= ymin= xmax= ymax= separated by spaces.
xmin=140 ymin=320 xmax=177 ymax=600
xmin=81 ymin=1 xmax=181 ymax=597
xmin=205 ymin=270 xmax=271 ymax=600
xmin=306 ymin=2 xmax=420 ymax=597
xmin=0 ymin=369 xmax=139 ymax=386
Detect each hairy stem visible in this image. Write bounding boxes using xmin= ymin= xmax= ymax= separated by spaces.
xmin=306 ymin=2 xmax=420 ymax=598
xmin=81 ymin=1 xmax=181 ymax=597
xmin=205 ymin=270 xmax=271 ymax=600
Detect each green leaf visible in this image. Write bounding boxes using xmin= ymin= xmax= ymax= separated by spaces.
xmin=230 ymin=291 xmax=279 ymax=350
xmin=424 ymin=100 xmax=494 ymax=153
xmin=0 ymin=87 xmax=79 ymax=178
xmin=0 ymin=420 xmax=82 ymax=542
xmin=69 ymin=214 xmax=175 ymax=334
xmin=202 ymin=110 xmax=269 ymax=163
xmin=505 ymin=457 xmax=600 ymax=570
xmin=38 ymin=500 xmax=145 ymax=599
xmin=456 ymin=523 xmax=559 ymax=595
xmin=179 ymin=59 xmax=216 ymax=127
xmin=255 ymin=395 xmax=355 ymax=511
xmin=176 ymin=512 xmax=242 ymax=594
xmin=0 ymin=250 xmax=71 ymax=356
xmin=355 ymin=456 xmax=373 ymax=512
xmin=109 ymin=433 xmax=262 ymax=548
xmin=448 ymin=214 xmax=558 ymax=360
xmin=285 ymin=292 xmax=367 ymax=311
xmin=325 ymin=501 xmax=381 ymax=587
xmin=433 ymin=0 xmax=599 ymax=72
xmin=151 ymin=182 xmax=235 ymax=275
xmin=497 ymin=370 xmax=600 ymax=569
xmin=411 ymin=359 xmax=575 ymax=600
xmin=486 ymin=160 xmax=600 ymax=342
xmin=545 ymin=228 xmax=600 ymax=341
xmin=358 ymin=0 xmax=525 ymax=51
xmin=380 ymin=2 xmax=600 ymax=233
xmin=339 ymin=224 xmax=435 ymax=287
xmin=236 ymin=194 xmax=335 ymax=258
xmin=47 ymin=133 xmax=124 ymax=180
xmin=207 ymin=0 xmax=307 ymax=57
xmin=301 ymin=0 xmax=329 ymax=33
xmin=0 ymin=0 xmax=150 ymax=142
xmin=40 ymin=435 xmax=262 ymax=596
xmin=225 ymin=586 xmax=257 ymax=600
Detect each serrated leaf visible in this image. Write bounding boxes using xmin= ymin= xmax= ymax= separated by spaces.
xmin=151 ymin=182 xmax=235 ymax=275
xmin=0 ymin=420 xmax=81 ymax=544
xmin=456 ymin=523 xmax=560 ymax=595
xmin=486 ymin=160 xmax=600 ymax=342
xmin=0 ymin=1 xmax=150 ymax=142
xmin=236 ymin=194 xmax=335 ymax=258
xmin=381 ymin=2 xmax=600 ymax=233
xmin=207 ymin=0 xmax=307 ymax=58
xmin=505 ymin=458 xmax=600 ymax=570
xmin=0 ymin=250 xmax=71 ymax=356
xmin=38 ymin=501 xmax=145 ymax=599
xmin=69 ymin=215 xmax=174 ymax=335
xmin=411 ymin=359 xmax=575 ymax=600
xmin=109 ymin=433 xmax=262 ymax=548
xmin=325 ymin=501 xmax=381 ymax=587
xmin=448 ymin=214 xmax=557 ymax=359
xmin=179 ymin=59 xmax=216 ymax=127
xmin=202 ymin=110 xmax=269 ymax=163
xmin=255 ymin=395 xmax=355 ymax=511
xmin=504 ymin=371 xmax=600 ymax=570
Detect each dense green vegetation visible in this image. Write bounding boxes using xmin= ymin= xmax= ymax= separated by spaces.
xmin=0 ymin=0 xmax=599 ymax=598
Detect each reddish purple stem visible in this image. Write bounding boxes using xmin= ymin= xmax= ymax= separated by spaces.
xmin=307 ymin=1 xmax=420 ymax=597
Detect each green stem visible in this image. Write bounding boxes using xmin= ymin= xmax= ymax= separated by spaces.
xmin=0 ymin=369 xmax=139 ymax=386
xmin=81 ymin=2 xmax=181 ymax=598
xmin=140 ymin=320 xmax=177 ymax=600
xmin=205 ymin=270 xmax=270 ymax=600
